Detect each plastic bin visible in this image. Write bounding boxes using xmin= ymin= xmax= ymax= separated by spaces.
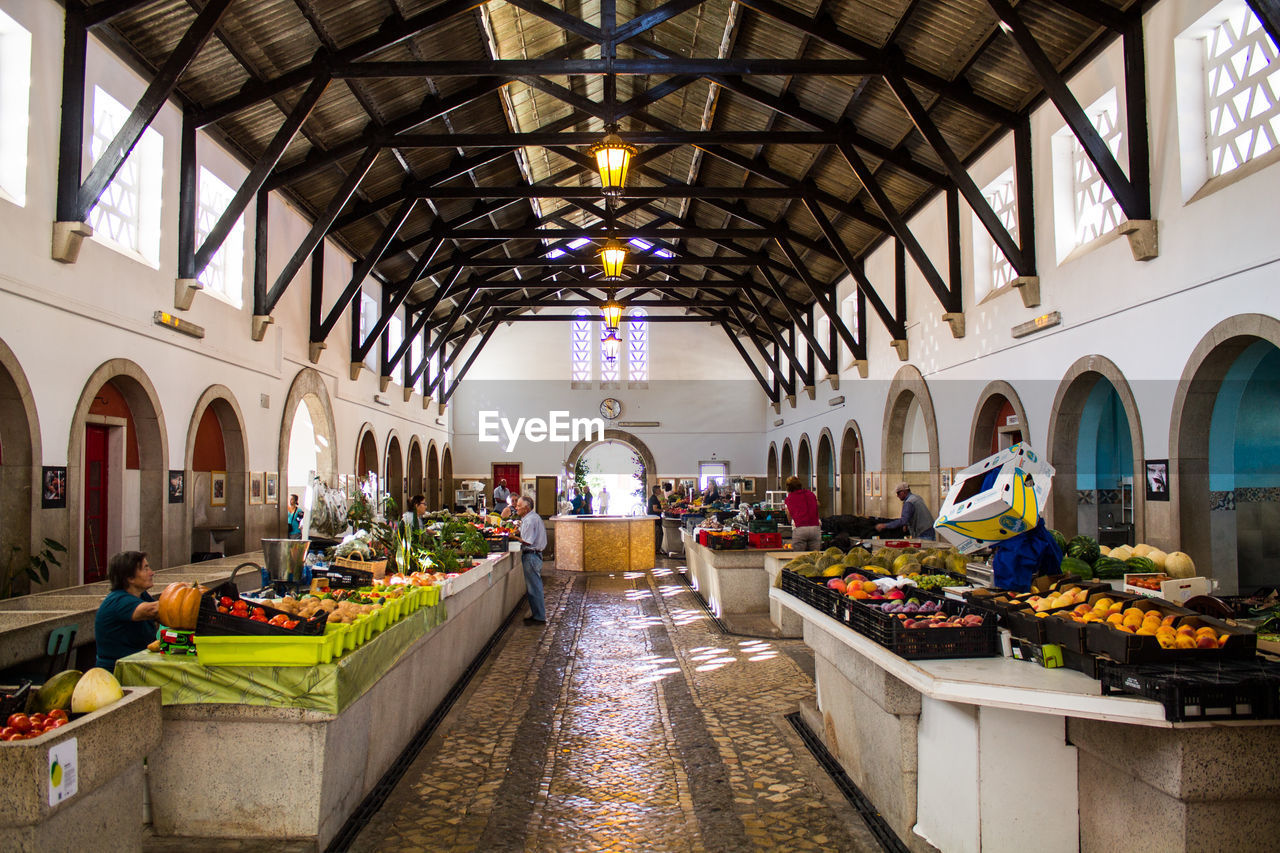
xmin=195 ymin=633 xmax=335 ymax=666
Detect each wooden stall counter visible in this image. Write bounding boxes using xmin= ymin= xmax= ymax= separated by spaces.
xmin=551 ymin=515 xmax=656 ymax=572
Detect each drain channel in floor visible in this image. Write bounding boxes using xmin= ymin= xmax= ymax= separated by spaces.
xmin=785 ymin=712 xmax=910 ymax=853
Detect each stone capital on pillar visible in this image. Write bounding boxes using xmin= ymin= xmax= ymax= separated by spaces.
xmin=378 ymin=375 xmax=392 ymax=393
xmin=826 ymin=374 xmax=839 ymax=391
xmin=349 ymin=362 xmax=363 ymax=382
xmin=1120 ymin=220 xmax=1158 ymax=261
xmin=853 ymin=359 xmax=869 ymax=378
xmin=1013 ymin=276 xmax=1041 ymax=308
xmin=422 ymin=395 xmax=434 ymax=410
xmin=786 ymin=394 xmax=797 ymax=408
xmin=403 ymin=386 xmax=414 ymax=403
xmin=942 ymin=312 xmax=965 ymax=338
xmin=174 ymin=278 xmax=202 ymax=311
xmin=51 ymin=221 xmax=93 ymax=264
xmin=438 ymin=401 xmax=447 ymax=416
xmin=890 ymin=339 xmax=909 ymax=361
xmin=771 ymin=401 xmax=782 ymax=415
xmin=308 ymin=341 xmax=326 ymax=364
xmin=804 ymin=385 xmax=816 ymax=401
xmin=251 ymin=315 xmax=273 ymax=342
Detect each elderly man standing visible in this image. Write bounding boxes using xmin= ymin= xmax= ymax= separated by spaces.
xmin=876 ymin=482 xmax=936 ymax=540
xmin=493 ymin=478 xmax=510 ymax=508
xmin=514 ymin=494 xmax=548 ymax=625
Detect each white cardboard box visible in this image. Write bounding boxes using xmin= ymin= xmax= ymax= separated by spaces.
xmin=934 ymin=443 xmax=1055 ymax=555
xmin=1122 ymin=573 xmax=1212 ymax=604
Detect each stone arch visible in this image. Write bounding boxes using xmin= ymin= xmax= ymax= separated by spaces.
xmin=797 ymin=434 xmax=813 ymax=490
xmin=881 ymin=365 xmax=940 ymax=516
xmin=185 ymin=386 xmax=250 ymax=558
xmin=407 ymin=436 xmax=424 ymax=500
xmin=279 ymin=366 xmax=338 ymax=493
xmin=766 ymin=443 xmax=778 ymax=491
xmin=1045 ymin=355 xmax=1145 ymax=542
xmin=385 ymin=430 xmax=405 ymax=512
xmin=1169 ymin=314 xmax=1280 ymax=589
xmin=839 ymin=419 xmax=864 ymax=515
xmin=68 ymin=359 xmax=168 ymax=579
xmin=441 ymin=445 xmax=454 ymax=508
xmin=0 ymin=336 xmax=43 ymax=590
xmin=781 ymin=439 xmax=794 ymax=481
xmin=816 ymin=428 xmax=836 ymax=514
xmin=426 ymin=440 xmax=441 ymax=510
xmin=355 ymin=424 xmax=379 ymax=483
xmin=565 ymin=429 xmax=659 ymax=493
xmin=969 ymin=380 xmax=1031 ymax=464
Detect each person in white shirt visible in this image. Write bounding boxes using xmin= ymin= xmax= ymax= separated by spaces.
xmin=598 ymin=486 xmax=610 ymax=515
xmin=514 ymin=495 xmax=547 ymax=626
xmin=493 ymin=479 xmax=510 ymax=506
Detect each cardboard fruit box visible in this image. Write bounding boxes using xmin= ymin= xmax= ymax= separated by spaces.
xmin=1087 ymin=608 xmax=1255 ymax=665
xmin=1123 ymin=573 xmax=1212 ymax=604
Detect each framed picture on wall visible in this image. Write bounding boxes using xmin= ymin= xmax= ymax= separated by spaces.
xmin=864 ymin=473 xmax=873 ymax=495
xmin=1145 ymin=460 xmax=1170 ymax=501
xmin=249 ymin=472 xmax=264 ymax=505
xmin=168 ymin=470 xmax=185 ymax=504
xmin=940 ymin=467 xmax=952 ymax=495
xmin=210 ymin=471 xmax=227 ymax=507
xmin=265 ymin=472 xmax=278 ymax=504
xmin=738 ymin=477 xmax=755 ymax=493
xmin=41 ymin=466 xmax=67 ymax=509
xmin=872 ymin=471 xmax=882 ymax=497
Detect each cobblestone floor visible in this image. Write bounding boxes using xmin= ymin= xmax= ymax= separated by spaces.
xmin=351 ymin=562 xmax=879 ymax=853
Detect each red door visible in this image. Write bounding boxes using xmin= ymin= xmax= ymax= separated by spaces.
xmin=84 ymin=425 xmax=110 ymax=583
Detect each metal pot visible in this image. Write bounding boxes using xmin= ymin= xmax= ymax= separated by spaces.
xmin=261 ymin=538 xmax=310 ymax=584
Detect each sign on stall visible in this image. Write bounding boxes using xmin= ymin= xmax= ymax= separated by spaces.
xmin=48 ymin=738 xmax=78 ymax=806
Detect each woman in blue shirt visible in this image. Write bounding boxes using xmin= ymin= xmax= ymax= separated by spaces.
xmin=94 ymin=551 xmax=159 ymax=672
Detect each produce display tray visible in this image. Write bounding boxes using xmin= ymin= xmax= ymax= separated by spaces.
xmin=1006 ymin=588 xmax=1140 ymax=645
xmin=1099 ymin=659 xmax=1280 ymax=721
xmin=1086 ymin=611 xmax=1252 ymax=665
xmin=780 ymin=571 xmax=855 ymax=627
xmin=312 ymin=565 xmax=375 ymax=588
xmin=196 ymin=582 xmax=327 ymax=637
xmin=195 ymin=632 xmax=339 ymax=667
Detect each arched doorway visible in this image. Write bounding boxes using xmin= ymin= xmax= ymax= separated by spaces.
xmin=766 ymin=443 xmax=778 ymax=491
xmin=797 ymin=435 xmax=813 ymax=490
xmin=355 ymin=426 xmax=379 ymax=492
xmin=1170 ymin=316 xmax=1280 ymax=594
xmin=969 ymin=381 xmax=1030 ymax=463
xmin=1046 ymin=356 xmax=1143 ymax=544
xmin=69 ymin=361 xmax=168 ymax=579
xmin=781 ymin=440 xmax=794 ymax=482
xmin=441 ymin=445 xmax=453 ymax=510
xmin=185 ymin=388 xmax=248 ymax=558
xmin=0 ymin=337 xmax=43 ymax=591
xmin=426 ymin=441 xmax=440 ymax=510
xmin=565 ymin=429 xmax=659 ymax=517
xmin=385 ymin=433 xmax=404 ymax=513
xmin=407 ymin=438 xmax=424 ymax=502
xmin=279 ymin=369 xmax=338 ymax=538
xmin=882 ymin=366 xmax=939 ymax=518
xmin=816 ymin=432 xmax=835 ymax=512
xmin=839 ymin=421 xmax=863 ymax=515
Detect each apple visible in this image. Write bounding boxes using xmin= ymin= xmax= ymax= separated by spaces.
xmin=887 ymin=589 xmax=906 ymax=600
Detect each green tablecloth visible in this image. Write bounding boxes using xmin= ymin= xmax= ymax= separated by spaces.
xmin=115 ymin=602 xmax=446 ymax=714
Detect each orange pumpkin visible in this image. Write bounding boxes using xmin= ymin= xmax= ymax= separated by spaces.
xmin=158 ymin=582 xmax=205 ymax=630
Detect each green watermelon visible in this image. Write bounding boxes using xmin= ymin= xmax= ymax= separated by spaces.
xmin=1092 ymin=557 xmax=1128 ymax=579
xmin=1125 ymin=556 xmax=1157 ymax=573
xmin=1066 ymin=535 xmax=1100 ymax=566
xmin=1059 ymin=556 xmax=1094 ymax=579
xmin=1050 ymin=529 xmax=1067 ymax=552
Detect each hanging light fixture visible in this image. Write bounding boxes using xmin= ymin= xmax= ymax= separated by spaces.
xmin=588 ymin=126 xmax=637 ymax=197
xmin=601 ymin=326 xmax=621 ymax=363
xmin=601 ymin=290 xmax=624 ymax=363
xmin=599 ymin=239 xmax=628 ymax=281
xmin=601 ymin=293 xmax=624 ymax=330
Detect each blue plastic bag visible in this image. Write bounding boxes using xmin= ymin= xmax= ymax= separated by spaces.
xmin=989 ymin=518 xmax=1064 ymax=592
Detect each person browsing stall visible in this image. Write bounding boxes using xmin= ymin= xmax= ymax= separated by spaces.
xmin=402 ymin=494 xmax=428 ymax=533
xmin=648 ymin=485 xmax=664 ymax=515
xmin=500 ymin=492 xmax=520 ymax=520
xmin=784 ymin=476 xmax=822 ymax=552
xmin=287 ymin=494 xmax=304 ymax=539
xmin=876 ymin=483 xmax=936 ymax=540
xmin=513 ymin=495 xmax=547 ymax=626
xmin=94 ymin=551 xmax=160 ymax=672
xmin=493 ymin=479 xmax=510 ymax=507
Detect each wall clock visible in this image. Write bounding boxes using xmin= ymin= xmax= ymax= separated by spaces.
xmin=599 ymin=398 xmax=622 ymax=420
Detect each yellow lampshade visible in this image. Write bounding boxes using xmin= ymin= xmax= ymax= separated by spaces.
xmin=601 ymin=296 xmax=624 ymax=330
xmin=602 ymin=327 xmax=621 ymax=362
xmin=588 ymin=132 xmax=637 ymax=196
xmin=599 ymin=240 xmax=627 ymax=281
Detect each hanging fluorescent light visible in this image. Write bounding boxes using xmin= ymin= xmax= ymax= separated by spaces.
xmin=588 ymin=127 xmax=637 ymax=197
xmin=599 ymin=239 xmax=627 ymax=281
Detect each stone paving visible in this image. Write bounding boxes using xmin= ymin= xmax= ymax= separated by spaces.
xmin=351 ymin=562 xmax=879 ymax=852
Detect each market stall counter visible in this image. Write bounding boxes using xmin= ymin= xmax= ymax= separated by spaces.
xmin=681 ymin=532 xmax=792 ymax=631
xmin=773 ymin=588 xmax=1280 ymax=853
xmin=552 ymin=515 xmax=655 ymax=572
xmin=120 ymin=551 xmax=524 ymax=849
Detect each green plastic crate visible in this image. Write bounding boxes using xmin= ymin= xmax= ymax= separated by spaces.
xmin=195 ymin=633 xmax=334 ymax=667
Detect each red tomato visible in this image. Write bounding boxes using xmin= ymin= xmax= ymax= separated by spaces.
xmin=283 ymin=620 xmax=299 ymax=630
xmin=232 ymin=600 xmax=248 ymax=611
xmin=252 ymin=607 xmax=266 ymax=619
xmin=0 ymin=727 xmax=12 ymax=738
xmin=217 ymin=606 xmax=230 ymax=614
xmin=219 ymin=596 xmax=234 ymax=607
xmin=48 ymin=709 xmax=68 ymax=722
xmin=30 ymin=713 xmax=46 ymax=725
xmin=48 ymin=719 xmax=67 ymax=728
xmin=2 ymin=733 xmax=22 ymax=741
xmin=7 ymin=714 xmax=31 ymax=733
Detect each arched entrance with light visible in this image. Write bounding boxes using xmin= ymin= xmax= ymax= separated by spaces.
xmin=385 ymin=433 xmax=404 ymax=513
xmin=839 ymin=421 xmax=863 ymax=515
xmin=781 ymin=440 xmax=794 ymax=482
xmin=797 ymin=435 xmax=813 ymax=489
xmin=356 ymin=427 xmax=379 ymax=492
xmin=565 ymin=430 xmax=658 ymax=518
xmin=407 ymin=438 xmax=423 ymax=501
xmin=426 ymin=442 xmax=440 ymax=510
xmin=816 ymin=430 xmax=835 ymax=514
xmin=186 ymin=388 xmax=248 ymax=558
xmin=766 ymin=443 xmax=778 ymax=490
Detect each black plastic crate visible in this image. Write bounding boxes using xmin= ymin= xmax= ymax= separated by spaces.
xmin=707 ymin=533 xmax=748 ymax=550
xmin=0 ymin=681 xmax=32 ymax=718
xmin=1099 ymin=659 xmax=1280 ymax=722
xmin=1086 ymin=611 xmax=1252 ymax=664
xmin=197 ymin=583 xmax=327 ymax=636
xmin=748 ymin=519 xmax=778 ymax=534
xmin=1063 ymin=647 xmax=1100 ymax=679
xmin=780 ymin=571 xmax=854 ymax=626
xmin=485 ymin=534 xmax=511 ymax=553
xmin=311 ymin=566 xmax=374 ymax=588
xmin=849 ymin=593 xmax=998 ymax=660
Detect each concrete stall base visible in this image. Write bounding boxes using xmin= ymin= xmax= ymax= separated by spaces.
xmin=0 ymin=687 xmax=162 ymax=852
xmin=552 ymin=516 xmax=655 ymax=572
xmin=681 ymin=534 xmax=792 ymax=623
xmin=144 ymin=553 xmax=524 ymax=849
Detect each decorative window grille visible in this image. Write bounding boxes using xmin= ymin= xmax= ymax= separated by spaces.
xmin=360 ymin=292 xmax=379 ymax=373
xmin=627 ymin=308 xmax=648 ymax=382
xmin=571 ymin=308 xmax=592 ymax=383
xmin=386 ymin=314 xmax=404 ymax=384
xmin=89 ymin=87 xmax=162 ymax=265
xmin=195 ymin=167 xmax=244 ymax=307
xmin=1204 ymin=6 xmax=1280 ymax=177
xmin=0 ymin=10 xmax=32 ymax=206
xmin=1069 ymin=95 xmax=1124 ymax=247
xmin=982 ymin=171 xmax=1019 ymax=292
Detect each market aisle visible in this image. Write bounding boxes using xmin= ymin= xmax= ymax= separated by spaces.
xmin=349 ymin=563 xmax=878 ymax=853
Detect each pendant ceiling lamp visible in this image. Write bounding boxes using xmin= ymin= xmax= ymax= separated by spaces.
xmin=588 ymin=127 xmax=637 ymax=197
xmin=601 ymin=326 xmax=621 ymax=363
xmin=599 ymin=239 xmax=628 ymax=281
xmin=601 ymin=293 xmax=624 ymax=330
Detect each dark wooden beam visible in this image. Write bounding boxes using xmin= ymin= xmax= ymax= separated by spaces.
xmin=1249 ymin=0 xmax=1280 ymax=52
xmin=718 ymin=319 xmax=779 ymax=403
xmin=337 ymin=58 xmax=880 ymax=78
